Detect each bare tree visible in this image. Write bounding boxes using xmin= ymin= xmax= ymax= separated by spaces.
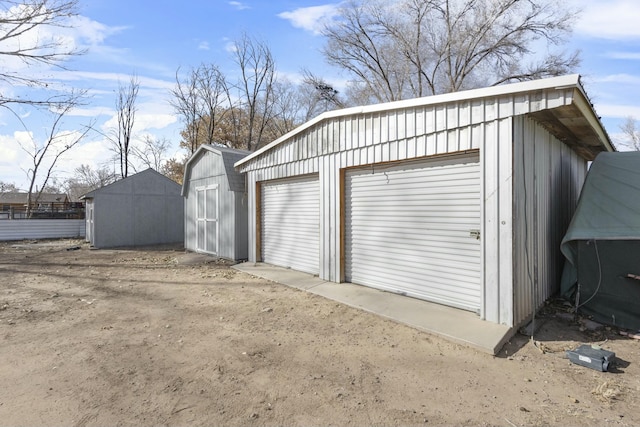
xmin=301 ymin=69 xmax=345 ymax=117
xmin=16 ymin=90 xmax=92 ymax=217
xmin=170 ymin=63 xmax=230 ymax=154
xmin=322 ymin=0 xmax=580 ymax=102
xmin=64 ymin=164 xmax=117 ymax=201
xmin=0 ymin=181 xmax=19 ymax=193
xmin=131 ymin=135 xmax=170 ymax=171
xmin=620 ymin=117 xmax=640 ymax=151
xmin=0 ymin=0 xmax=84 ymax=108
xmin=231 ymin=33 xmax=277 ymax=151
xmin=112 ymin=74 xmax=139 ymax=178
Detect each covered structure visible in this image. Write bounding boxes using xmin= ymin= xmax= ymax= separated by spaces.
xmin=182 ymin=145 xmax=249 ymax=261
xmin=234 ymin=74 xmax=613 ymax=342
xmin=82 ymin=169 xmax=183 ymax=248
xmin=561 ymin=151 xmax=640 ymax=330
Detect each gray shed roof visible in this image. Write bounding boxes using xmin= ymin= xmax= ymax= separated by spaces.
xmin=81 ymin=168 xmax=180 ymax=199
xmin=182 ymin=145 xmax=249 ymax=195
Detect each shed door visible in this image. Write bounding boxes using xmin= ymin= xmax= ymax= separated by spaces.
xmin=261 ymin=175 xmax=319 ymax=275
xmin=196 ymin=185 xmax=218 ymax=255
xmin=345 ymin=154 xmax=481 ymax=312
xmin=85 ymin=200 xmax=94 ymax=245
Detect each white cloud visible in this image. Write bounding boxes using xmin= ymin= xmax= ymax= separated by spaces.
xmin=229 ymin=1 xmax=250 ymax=10
xmin=53 ymin=137 xmax=115 ymax=180
xmin=593 ymin=74 xmax=640 ymax=86
xmin=595 ymin=103 xmax=640 ymax=120
xmin=575 ymin=0 xmax=640 ymax=39
xmin=224 ymin=39 xmax=237 ymax=53
xmin=66 ymin=15 xmax=128 ymax=47
xmin=606 ymin=51 xmax=640 ymax=60
xmin=278 ymin=4 xmax=339 ymax=35
xmin=198 ymin=41 xmax=210 ymax=50
xmin=100 ymin=112 xmax=177 ymax=135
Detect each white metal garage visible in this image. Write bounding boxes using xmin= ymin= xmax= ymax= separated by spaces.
xmin=235 ymin=75 xmax=614 ymax=335
xmin=261 ymin=175 xmax=320 ymax=275
xmin=344 ymin=153 xmax=482 ymax=312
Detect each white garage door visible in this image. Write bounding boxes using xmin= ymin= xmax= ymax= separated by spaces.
xmin=345 ymin=154 xmax=481 ymax=312
xmin=261 ymin=175 xmax=320 ymax=275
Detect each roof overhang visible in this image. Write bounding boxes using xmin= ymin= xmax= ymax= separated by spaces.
xmin=526 ymin=84 xmax=614 ymax=161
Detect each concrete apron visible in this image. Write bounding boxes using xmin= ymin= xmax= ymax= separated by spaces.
xmin=232 ymin=262 xmax=513 ymax=355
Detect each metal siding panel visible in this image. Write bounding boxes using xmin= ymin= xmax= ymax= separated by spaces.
xmin=261 ymin=175 xmax=320 ymax=275
xmin=357 ymin=116 xmax=365 ymax=148
xmin=481 ymin=118 xmax=514 ymax=325
xmin=345 ymin=155 xmax=482 ymax=311
xmin=320 ymin=157 xmax=329 ymax=279
xmin=471 ymin=100 xmax=484 ymax=123
xmin=372 ymin=114 xmax=380 ymax=145
xmin=248 ymin=173 xmax=257 ymax=262
xmin=435 ymin=105 xmax=446 ymax=131
xmin=511 ymin=116 xmax=588 ymax=327
xmin=397 ymin=110 xmax=406 ymax=140
xmin=406 ymin=108 xmax=416 ymax=138
xmin=398 ymin=138 xmax=408 ymax=161
xmin=499 ymin=95 xmax=514 ymax=118
xmin=497 ymin=119 xmax=514 ymax=324
xmin=459 ymin=101 xmax=471 ymax=127
xmin=0 ymin=219 xmax=85 ymax=241
xmin=447 ymin=103 xmax=458 ymax=128
xmin=388 ymin=111 xmax=397 ymax=142
xmin=482 ymin=120 xmax=501 ymax=323
xmin=389 ymin=140 xmax=398 ymax=162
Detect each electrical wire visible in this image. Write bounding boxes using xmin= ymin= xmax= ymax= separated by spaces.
xmin=520 ymin=129 xmax=536 ymax=343
xmin=576 ymin=239 xmax=602 ymax=309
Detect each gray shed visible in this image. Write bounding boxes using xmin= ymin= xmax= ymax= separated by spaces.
xmin=82 ymin=168 xmax=184 ymax=248
xmin=235 ymin=74 xmax=613 ymax=340
xmin=182 ymin=145 xmax=249 ymax=261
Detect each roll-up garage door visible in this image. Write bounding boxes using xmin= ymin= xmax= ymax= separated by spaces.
xmin=261 ymin=175 xmax=320 ymax=275
xmin=345 ymin=154 xmax=481 ymax=312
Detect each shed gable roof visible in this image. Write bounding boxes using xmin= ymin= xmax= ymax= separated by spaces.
xmin=235 ymin=74 xmax=613 ymax=171
xmin=81 ymin=168 xmax=180 ymax=199
xmin=182 ymin=145 xmax=249 ymax=195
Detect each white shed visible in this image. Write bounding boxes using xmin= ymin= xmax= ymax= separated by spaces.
xmin=82 ymin=169 xmax=184 ymax=248
xmin=182 ymin=145 xmax=249 ymax=261
xmin=234 ymin=75 xmax=613 ymax=330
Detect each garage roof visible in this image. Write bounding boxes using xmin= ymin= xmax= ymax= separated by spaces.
xmin=235 ymin=74 xmax=613 ymax=168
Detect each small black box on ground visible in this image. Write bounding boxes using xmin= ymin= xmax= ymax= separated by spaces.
xmin=566 ymin=345 xmax=615 ymax=372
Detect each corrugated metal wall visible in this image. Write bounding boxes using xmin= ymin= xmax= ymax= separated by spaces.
xmin=512 ymin=116 xmax=587 ymax=326
xmin=238 ymin=86 xmax=583 ymax=327
xmin=184 ymin=151 xmax=247 ymax=260
xmin=0 ymin=219 xmax=85 ymax=241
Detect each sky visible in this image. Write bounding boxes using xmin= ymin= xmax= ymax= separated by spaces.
xmin=1 ymin=0 xmax=639 ymax=192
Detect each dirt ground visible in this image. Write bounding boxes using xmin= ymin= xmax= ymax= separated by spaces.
xmin=0 ymin=239 xmax=639 ymax=427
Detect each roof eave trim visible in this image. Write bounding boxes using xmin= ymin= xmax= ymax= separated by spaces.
xmin=572 ymin=88 xmax=615 ymax=153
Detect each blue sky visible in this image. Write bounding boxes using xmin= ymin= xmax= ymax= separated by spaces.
xmin=1 ymin=0 xmax=639 ymax=191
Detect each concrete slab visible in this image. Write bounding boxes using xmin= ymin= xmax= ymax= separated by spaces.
xmin=233 ymin=262 xmax=514 ymax=355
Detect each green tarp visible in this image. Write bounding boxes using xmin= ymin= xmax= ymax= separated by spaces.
xmin=560 ymin=152 xmax=640 ymax=330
